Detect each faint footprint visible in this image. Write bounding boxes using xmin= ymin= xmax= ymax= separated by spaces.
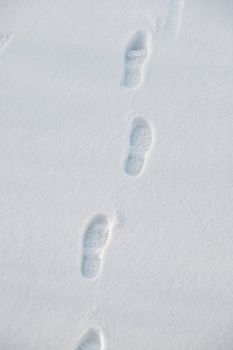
xmin=123 ymin=30 xmax=151 ymax=89
xmin=76 ymin=328 xmax=103 ymax=350
xmin=124 ymin=117 xmax=154 ymax=176
xmin=0 ymin=33 xmax=13 ymax=53
xmin=81 ymin=214 xmax=111 ymax=279
xmin=164 ymin=0 xmax=184 ymax=39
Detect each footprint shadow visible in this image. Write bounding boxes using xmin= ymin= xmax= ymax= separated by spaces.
xmin=76 ymin=328 xmax=103 ymax=350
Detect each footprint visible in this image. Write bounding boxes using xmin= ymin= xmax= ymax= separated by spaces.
xmin=124 ymin=117 xmax=154 ymax=177
xmin=0 ymin=33 xmax=13 ymax=53
xmin=123 ymin=30 xmax=150 ymax=89
xmin=76 ymin=328 xmax=103 ymax=350
xmin=164 ymin=0 xmax=184 ymax=39
xmin=81 ymin=214 xmax=110 ymax=279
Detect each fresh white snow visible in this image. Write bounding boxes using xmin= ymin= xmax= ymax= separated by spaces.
xmin=0 ymin=0 xmax=233 ymax=349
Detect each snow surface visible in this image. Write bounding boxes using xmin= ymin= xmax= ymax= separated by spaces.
xmin=0 ymin=0 xmax=233 ymax=349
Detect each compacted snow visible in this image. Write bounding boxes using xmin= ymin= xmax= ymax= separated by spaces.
xmin=0 ymin=0 xmax=233 ymax=349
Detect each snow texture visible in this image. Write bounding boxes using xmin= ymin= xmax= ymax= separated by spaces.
xmin=0 ymin=0 xmax=233 ymax=349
